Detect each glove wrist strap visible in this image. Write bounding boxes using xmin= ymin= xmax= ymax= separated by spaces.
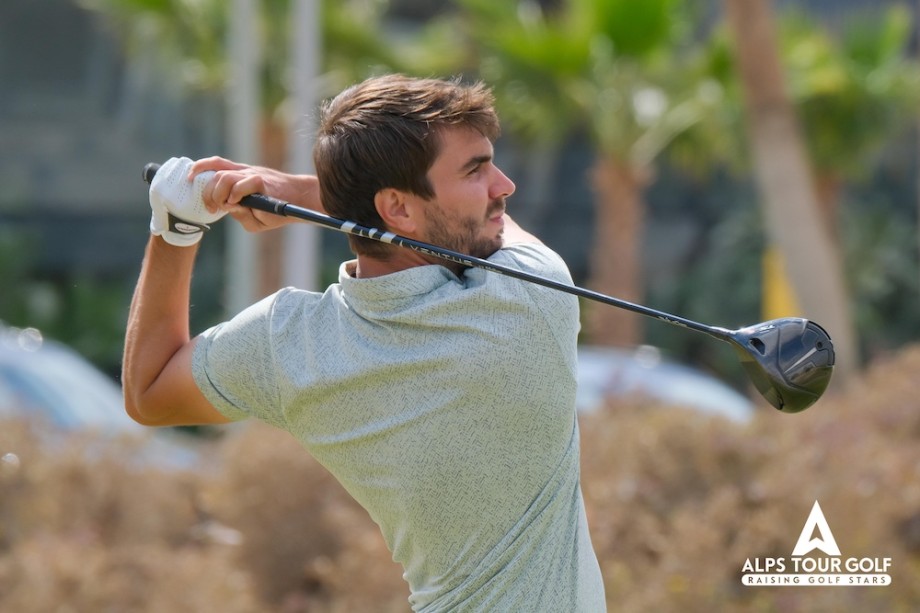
xmin=167 ymin=212 xmax=210 ymax=236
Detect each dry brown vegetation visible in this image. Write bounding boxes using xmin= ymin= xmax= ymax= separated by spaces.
xmin=2 ymin=346 xmax=920 ymax=611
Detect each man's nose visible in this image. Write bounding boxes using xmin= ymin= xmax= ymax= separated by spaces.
xmin=491 ymin=167 xmax=515 ymax=200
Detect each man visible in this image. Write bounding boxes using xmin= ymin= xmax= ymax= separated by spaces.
xmin=123 ymin=74 xmax=606 ymax=611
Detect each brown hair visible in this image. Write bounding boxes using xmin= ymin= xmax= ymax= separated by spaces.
xmin=313 ymin=74 xmax=500 ymax=258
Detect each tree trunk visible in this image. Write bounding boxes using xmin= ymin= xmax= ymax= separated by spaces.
xmin=724 ymin=0 xmax=858 ymax=380
xmin=813 ymin=173 xmax=842 ymax=244
xmin=586 ymin=156 xmax=649 ymax=347
xmin=255 ymin=117 xmax=288 ymax=298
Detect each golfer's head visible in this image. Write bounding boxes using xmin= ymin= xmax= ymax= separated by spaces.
xmin=314 ymin=74 xmax=500 ymax=258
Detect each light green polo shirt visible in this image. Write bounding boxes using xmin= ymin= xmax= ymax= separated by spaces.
xmin=193 ymin=243 xmax=606 ymax=612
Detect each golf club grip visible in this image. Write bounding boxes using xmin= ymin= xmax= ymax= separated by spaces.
xmin=141 ymin=162 xmax=728 ymax=340
xmin=142 ymin=163 xmax=160 ymax=184
xmin=142 ymin=163 xmax=290 ymax=216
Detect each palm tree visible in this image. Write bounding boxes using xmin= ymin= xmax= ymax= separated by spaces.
xmin=454 ymin=0 xmax=725 ymax=347
xmin=782 ymin=5 xmax=920 ymax=237
xmin=722 ymin=0 xmax=858 ymax=379
xmin=782 ymin=5 xmax=920 ymax=365
xmin=82 ymin=0 xmax=458 ymax=298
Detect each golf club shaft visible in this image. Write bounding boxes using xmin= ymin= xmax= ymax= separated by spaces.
xmin=143 ymin=163 xmax=732 ymax=343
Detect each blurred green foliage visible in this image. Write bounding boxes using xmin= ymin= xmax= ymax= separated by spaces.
xmin=0 ymin=225 xmax=227 ymax=377
xmin=13 ymin=0 xmax=919 ymax=379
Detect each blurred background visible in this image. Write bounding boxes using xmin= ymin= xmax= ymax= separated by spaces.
xmin=1 ymin=0 xmax=920 ymax=610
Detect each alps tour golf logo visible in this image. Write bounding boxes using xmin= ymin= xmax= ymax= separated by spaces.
xmin=742 ymin=501 xmax=892 ymax=586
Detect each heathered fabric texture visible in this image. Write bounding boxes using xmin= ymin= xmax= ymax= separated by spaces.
xmin=192 ymin=243 xmax=606 ymax=611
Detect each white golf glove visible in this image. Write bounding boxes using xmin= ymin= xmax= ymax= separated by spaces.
xmin=149 ymin=157 xmax=227 ymax=247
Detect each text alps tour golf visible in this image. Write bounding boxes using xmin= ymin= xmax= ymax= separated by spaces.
xmin=741 ymin=501 xmax=893 ymax=587
xmin=742 ymin=557 xmax=893 ymax=585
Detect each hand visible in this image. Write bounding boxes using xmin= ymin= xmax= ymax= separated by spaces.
xmin=149 ymin=157 xmax=227 ymax=247
xmin=190 ymin=156 xmax=301 ymax=233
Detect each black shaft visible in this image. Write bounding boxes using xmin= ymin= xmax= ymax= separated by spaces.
xmin=143 ymin=162 xmax=733 ymax=343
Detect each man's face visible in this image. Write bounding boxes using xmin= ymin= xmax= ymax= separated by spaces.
xmin=415 ymin=127 xmax=516 ymax=259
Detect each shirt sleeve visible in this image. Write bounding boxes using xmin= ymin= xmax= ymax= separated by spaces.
xmin=496 ymin=242 xmax=574 ymax=285
xmin=486 ymin=242 xmax=581 ymax=356
xmin=191 ymin=290 xmax=287 ymax=428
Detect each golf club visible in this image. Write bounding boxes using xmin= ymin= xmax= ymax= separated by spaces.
xmin=143 ymin=162 xmax=835 ymax=413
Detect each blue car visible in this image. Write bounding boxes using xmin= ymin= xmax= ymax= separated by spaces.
xmin=0 ymin=323 xmax=205 ymax=468
xmin=576 ymin=345 xmax=754 ymax=422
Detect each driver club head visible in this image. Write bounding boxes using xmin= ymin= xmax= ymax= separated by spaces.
xmin=729 ymin=318 xmax=835 ymax=413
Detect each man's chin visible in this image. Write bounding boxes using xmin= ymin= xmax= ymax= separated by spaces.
xmin=473 ymin=236 xmax=504 ymax=259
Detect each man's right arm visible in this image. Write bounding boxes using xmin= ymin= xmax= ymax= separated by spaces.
xmin=122 ymin=236 xmax=230 ymax=426
xmin=123 ymin=155 xmax=318 ymax=427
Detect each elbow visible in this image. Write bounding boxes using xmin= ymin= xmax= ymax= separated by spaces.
xmin=123 ymin=389 xmax=159 ymax=426
xmin=122 ymin=359 xmax=152 ymax=425
xmin=124 ymin=395 xmax=181 ymax=427
xmin=122 ymin=375 xmax=168 ymax=427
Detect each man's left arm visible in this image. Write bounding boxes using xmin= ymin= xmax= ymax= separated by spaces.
xmin=191 ymin=156 xmax=324 ymax=232
xmin=501 ymin=215 xmax=542 ymax=247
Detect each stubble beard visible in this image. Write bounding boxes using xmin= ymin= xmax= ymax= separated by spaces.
xmin=426 ymin=198 xmax=506 ymax=259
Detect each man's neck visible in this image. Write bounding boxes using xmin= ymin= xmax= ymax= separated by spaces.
xmin=353 ymin=249 xmax=463 ymax=278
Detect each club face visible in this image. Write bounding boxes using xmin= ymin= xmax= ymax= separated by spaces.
xmin=730 ymin=318 xmax=835 ymax=413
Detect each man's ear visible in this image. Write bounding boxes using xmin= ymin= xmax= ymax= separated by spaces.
xmin=374 ymin=188 xmax=417 ymax=235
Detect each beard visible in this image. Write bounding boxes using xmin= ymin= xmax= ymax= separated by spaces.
xmin=425 ymin=198 xmax=506 ymax=259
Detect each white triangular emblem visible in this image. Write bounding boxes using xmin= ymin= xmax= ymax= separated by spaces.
xmin=792 ymin=500 xmax=841 ymax=556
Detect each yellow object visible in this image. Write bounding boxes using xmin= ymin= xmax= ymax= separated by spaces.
xmin=763 ymin=245 xmax=801 ymax=319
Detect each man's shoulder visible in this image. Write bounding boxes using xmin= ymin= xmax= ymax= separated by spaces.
xmin=492 ymin=242 xmax=572 ymax=283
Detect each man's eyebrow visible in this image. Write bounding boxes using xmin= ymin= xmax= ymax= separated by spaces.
xmin=461 ymin=154 xmax=492 ymax=173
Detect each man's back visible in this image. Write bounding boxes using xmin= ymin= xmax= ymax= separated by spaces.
xmin=192 ymin=243 xmax=606 ymax=611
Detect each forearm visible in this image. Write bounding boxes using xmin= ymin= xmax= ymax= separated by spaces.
xmin=122 ymin=236 xmax=197 ymax=422
xmin=191 ymin=156 xmax=326 ymax=220
xmin=261 ymin=168 xmax=324 ymax=214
